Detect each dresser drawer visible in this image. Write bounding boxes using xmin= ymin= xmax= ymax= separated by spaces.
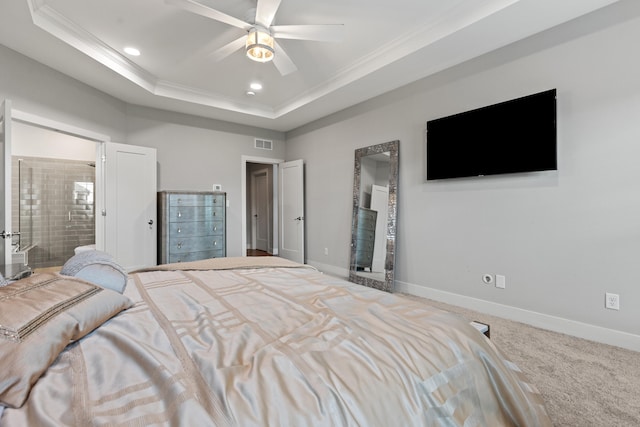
xmin=169 ymin=194 xmax=224 ymax=207
xmin=169 ymin=220 xmax=224 ymax=237
xmin=355 ymin=229 xmax=375 ymax=242
xmin=355 ymin=248 xmax=373 ymax=264
xmin=169 ymin=235 xmax=225 ymax=254
xmin=357 ymin=208 xmax=377 ymax=231
xmin=169 ymin=205 xmax=224 ymax=222
xmin=168 ymin=249 xmax=225 ymax=263
xmin=356 ymin=238 xmax=375 ymax=253
xmin=158 ymin=191 xmax=226 ymax=264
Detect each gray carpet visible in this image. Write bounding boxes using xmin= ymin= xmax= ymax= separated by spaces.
xmin=400 ymin=295 xmax=640 ymax=426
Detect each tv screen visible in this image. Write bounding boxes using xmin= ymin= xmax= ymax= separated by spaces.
xmin=426 ymin=89 xmax=557 ymax=180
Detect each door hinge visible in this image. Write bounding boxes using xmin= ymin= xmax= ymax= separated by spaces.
xmin=101 ymin=209 xmax=107 ymax=216
xmin=101 ymin=154 xmax=106 ymax=163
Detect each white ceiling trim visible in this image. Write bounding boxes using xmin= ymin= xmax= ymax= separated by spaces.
xmin=154 ymin=79 xmax=278 ymax=118
xmin=27 ymin=0 xmax=156 ymax=93
xmin=18 ymin=0 xmax=623 ymax=130
xmin=273 ymin=0 xmax=523 ymax=116
xmin=26 ymin=0 xmax=526 ymax=121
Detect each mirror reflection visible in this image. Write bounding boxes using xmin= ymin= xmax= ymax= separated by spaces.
xmin=349 ymin=140 xmax=399 ymax=292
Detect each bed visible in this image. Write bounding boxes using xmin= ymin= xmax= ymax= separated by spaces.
xmin=1 ymin=256 xmax=551 ymax=426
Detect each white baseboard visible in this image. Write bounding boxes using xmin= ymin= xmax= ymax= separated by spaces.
xmin=396 ymin=280 xmax=640 ymax=352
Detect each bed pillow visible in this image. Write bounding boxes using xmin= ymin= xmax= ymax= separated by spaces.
xmin=60 ymin=250 xmax=128 ymax=294
xmin=0 ymin=273 xmax=132 ymax=408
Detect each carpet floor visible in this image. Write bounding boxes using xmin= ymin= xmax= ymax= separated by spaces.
xmin=400 ymin=295 xmax=640 ymax=426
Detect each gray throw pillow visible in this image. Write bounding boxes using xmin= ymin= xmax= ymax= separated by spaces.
xmin=60 ymin=250 xmax=128 ymax=294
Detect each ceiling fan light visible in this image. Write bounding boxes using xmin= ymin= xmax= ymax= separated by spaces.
xmin=246 ymin=28 xmax=274 ymax=63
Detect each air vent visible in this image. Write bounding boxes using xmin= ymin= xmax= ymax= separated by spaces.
xmin=255 ymin=138 xmax=273 ymax=150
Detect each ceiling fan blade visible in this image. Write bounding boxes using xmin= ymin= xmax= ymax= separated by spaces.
xmin=166 ymin=0 xmax=251 ymax=31
xmin=271 ymin=24 xmax=344 ymax=42
xmin=255 ymin=0 xmax=282 ymax=27
xmin=209 ymin=36 xmax=246 ymax=62
xmin=272 ymin=40 xmax=297 ymax=76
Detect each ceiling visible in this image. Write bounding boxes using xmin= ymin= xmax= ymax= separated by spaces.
xmin=0 ymin=0 xmax=621 ymax=132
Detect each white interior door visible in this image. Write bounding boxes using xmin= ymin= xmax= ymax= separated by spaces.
xmin=279 ymin=159 xmax=304 ymax=263
xmin=252 ymin=168 xmax=270 ymax=252
xmin=0 ymin=100 xmax=12 ymax=265
xmin=370 ymin=184 xmax=389 ymax=273
xmin=104 ymin=142 xmax=157 ymax=270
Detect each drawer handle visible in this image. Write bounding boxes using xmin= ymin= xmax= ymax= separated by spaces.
xmin=177 ymin=242 xmax=183 ymax=249
xmin=177 ymin=228 xmax=181 ymax=233
xmin=177 ymin=211 xmax=182 ymax=218
xmin=213 ymin=225 xmax=217 ymax=231
xmin=213 ymin=241 xmax=217 ymax=246
xmin=177 ymin=198 xmax=182 ymax=204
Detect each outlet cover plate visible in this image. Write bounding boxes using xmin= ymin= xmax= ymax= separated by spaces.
xmin=605 ymin=293 xmax=620 ymax=310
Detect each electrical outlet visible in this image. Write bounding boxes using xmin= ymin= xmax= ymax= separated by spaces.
xmin=324 ymin=248 xmax=329 ymax=256
xmin=482 ymin=274 xmax=494 ymax=285
xmin=605 ymin=293 xmax=620 ymax=310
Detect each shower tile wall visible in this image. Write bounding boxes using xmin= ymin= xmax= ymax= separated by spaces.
xmin=12 ymin=156 xmax=95 ymax=269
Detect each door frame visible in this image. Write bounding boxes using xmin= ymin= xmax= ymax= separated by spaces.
xmin=241 ymin=155 xmax=283 ymax=256
xmin=8 ymin=108 xmax=111 ymax=253
xmin=1 ymin=101 xmax=12 ymax=265
xmin=250 ymin=167 xmax=270 ymax=251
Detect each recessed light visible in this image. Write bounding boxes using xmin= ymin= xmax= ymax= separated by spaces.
xmin=250 ymin=82 xmax=263 ymax=91
xmin=124 ymin=46 xmax=140 ymax=56
xmin=246 ymin=91 xmax=256 ymax=97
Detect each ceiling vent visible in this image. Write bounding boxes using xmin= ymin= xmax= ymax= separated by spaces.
xmin=255 ymin=138 xmax=273 ymax=150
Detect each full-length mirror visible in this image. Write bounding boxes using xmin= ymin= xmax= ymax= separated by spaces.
xmin=349 ymin=140 xmax=399 ymax=292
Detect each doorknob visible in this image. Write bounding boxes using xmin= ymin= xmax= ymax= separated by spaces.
xmin=294 ymin=216 xmax=304 ymax=221
xmin=0 ymin=230 xmax=19 ymax=239
xmin=148 ymin=220 xmax=154 ymax=225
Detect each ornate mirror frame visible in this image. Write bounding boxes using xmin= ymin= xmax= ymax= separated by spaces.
xmin=349 ymin=140 xmax=399 ymax=292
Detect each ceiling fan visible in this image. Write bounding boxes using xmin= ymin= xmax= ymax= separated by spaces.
xmin=166 ymin=0 xmax=344 ymax=76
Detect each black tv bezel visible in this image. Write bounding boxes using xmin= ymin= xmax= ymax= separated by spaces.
xmin=426 ymin=89 xmax=557 ymax=181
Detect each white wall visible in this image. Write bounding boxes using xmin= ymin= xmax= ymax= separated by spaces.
xmin=287 ymin=2 xmax=640 ymax=349
xmin=12 ymin=122 xmax=96 ymax=161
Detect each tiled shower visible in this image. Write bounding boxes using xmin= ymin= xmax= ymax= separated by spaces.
xmin=12 ymin=156 xmax=95 ymax=269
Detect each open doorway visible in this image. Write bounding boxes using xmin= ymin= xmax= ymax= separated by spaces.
xmin=11 ymin=121 xmax=97 ymax=270
xmin=241 ymin=155 xmax=283 ymax=257
xmin=247 ymin=163 xmax=273 ymax=256
xmin=241 ymin=156 xmax=305 ymax=263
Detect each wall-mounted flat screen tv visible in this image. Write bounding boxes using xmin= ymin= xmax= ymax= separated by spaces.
xmin=426 ymin=89 xmax=557 ymax=180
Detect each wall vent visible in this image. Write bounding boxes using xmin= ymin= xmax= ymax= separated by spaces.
xmin=255 ymin=138 xmax=273 ymax=150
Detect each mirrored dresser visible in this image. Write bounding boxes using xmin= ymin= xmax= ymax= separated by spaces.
xmin=354 ymin=207 xmax=377 ymax=272
xmin=157 ymin=191 xmax=226 ymax=264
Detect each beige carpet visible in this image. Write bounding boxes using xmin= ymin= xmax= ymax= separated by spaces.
xmin=400 ymin=295 xmax=640 ymax=427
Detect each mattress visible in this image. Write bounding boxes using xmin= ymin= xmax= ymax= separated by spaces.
xmin=0 ymin=257 xmax=551 ymax=426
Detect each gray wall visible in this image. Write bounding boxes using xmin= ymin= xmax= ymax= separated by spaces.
xmin=0 ymin=44 xmax=285 ymax=258
xmin=124 ymin=106 xmax=285 ymax=256
xmin=287 ymin=2 xmax=640 ymax=345
xmin=2 ymin=2 xmax=639 ymax=347
xmin=0 ymin=45 xmax=127 ymax=141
